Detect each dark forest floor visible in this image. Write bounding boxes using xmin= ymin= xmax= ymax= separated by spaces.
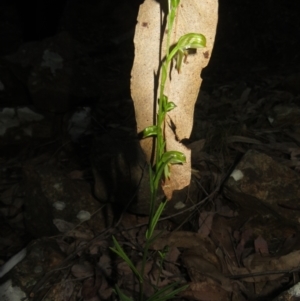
xmin=0 ymin=0 xmax=300 ymax=300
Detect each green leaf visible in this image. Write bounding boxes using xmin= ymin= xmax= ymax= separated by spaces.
xmin=160 ymin=96 xmax=176 ymax=114
xmin=161 ymin=151 xmax=186 ymax=164
xmin=143 ymin=125 xmax=158 ymax=138
xmin=110 ymin=236 xmax=143 ymax=283
xmin=165 ymin=101 xmax=176 ymax=112
xmin=146 ymin=201 xmax=167 ymax=239
xmin=154 ymin=151 xmax=186 ymax=184
xmin=167 ymin=33 xmax=206 ymax=72
xmin=176 ymin=33 xmax=206 ymax=51
xmin=159 ymin=95 xmax=176 ymax=113
xmin=164 ymin=163 xmax=171 ymax=179
xmin=159 ymin=94 xmax=168 ymax=112
xmin=175 ymin=49 xmax=186 ymax=73
xmin=149 ymin=165 xmax=155 ymax=194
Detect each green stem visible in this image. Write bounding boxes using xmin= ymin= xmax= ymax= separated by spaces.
xmin=148 ymin=0 xmax=177 ymax=284
xmin=142 ymin=2 xmax=184 ymax=300
xmin=155 ymin=0 xmax=178 ymax=169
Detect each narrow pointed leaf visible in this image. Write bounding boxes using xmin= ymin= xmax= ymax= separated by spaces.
xmin=110 ymin=236 xmax=143 ymax=283
xmin=146 ymin=201 xmax=167 ymax=239
xmin=148 ymin=165 xmax=154 ymax=194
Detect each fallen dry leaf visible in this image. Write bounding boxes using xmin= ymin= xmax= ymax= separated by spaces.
xmin=198 ymin=211 xmax=214 ymax=237
xmin=66 ymin=229 xmax=94 ymax=240
xmin=71 ymin=262 xmax=94 ymax=278
xmin=98 ymin=277 xmax=112 ymax=300
xmin=215 ymin=198 xmax=238 ymax=217
xmin=98 ymin=253 xmax=112 ymax=277
xmin=182 ymin=248 xmax=233 ymax=293
xmin=62 ymin=281 xmax=75 ymax=300
xmin=180 ymin=281 xmax=230 ymax=301
xmin=81 ymin=276 xmax=102 ymax=300
xmin=151 ymin=231 xmax=216 ymax=251
xmin=131 ymin=0 xmax=218 ymax=199
xmin=164 ymin=246 xmax=181 ymax=277
xmin=117 ymin=261 xmax=136 ymax=293
xmin=235 ymin=228 xmax=253 ymax=262
xmin=53 ymin=219 xmax=75 ymax=233
xmin=254 ymin=235 xmax=269 ymax=255
xmin=210 ymin=216 xmax=238 ymax=268
xmin=230 ymin=250 xmax=300 ymax=282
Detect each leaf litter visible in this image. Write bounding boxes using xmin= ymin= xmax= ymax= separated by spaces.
xmin=0 ymin=89 xmax=299 ymax=301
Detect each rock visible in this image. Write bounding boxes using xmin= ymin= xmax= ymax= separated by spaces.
xmin=224 ymin=149 xmax=300 ymax=226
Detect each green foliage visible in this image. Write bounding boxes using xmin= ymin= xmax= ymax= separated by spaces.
xmin=111 ymin=1 xmax=206 ymax=300
xmin=145 ymin=201 xmax=166 ymax=240
xmin=169 ymin=33 xmax=206 ymax=73
xmin=156 ymin=150 xmax=186 ymax=184
xmin=143 ymin=125 xmax=158 ymax=138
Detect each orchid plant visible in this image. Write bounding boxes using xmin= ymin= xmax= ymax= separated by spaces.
xmin=110 ymin=1 xmax=206 ymax=300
